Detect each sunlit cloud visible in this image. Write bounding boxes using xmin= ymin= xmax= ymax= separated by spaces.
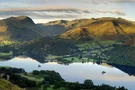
xmin=95 ymin=10 xmax=125 ymax=16
xmin=0 ymin=7 xmax=91 ymax=19
xmin=0 ymin=7 xmax=125 ymax=18
xmin=0 ymin=7 xmax=90 ymax=13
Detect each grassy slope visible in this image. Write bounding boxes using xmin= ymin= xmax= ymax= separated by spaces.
xmin=0 ymin=79 xmax=22 ymax=90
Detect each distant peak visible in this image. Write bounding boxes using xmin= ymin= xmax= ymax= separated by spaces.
xmin=16 ymin=16 xmax=30 ymax=20
xmin=45 ymin=19 xmax=68 ymax=26
xmin=6 ymin=16 xmax=31 ymax=21
xmin=50 ymin=20 xmax=67 ymax=23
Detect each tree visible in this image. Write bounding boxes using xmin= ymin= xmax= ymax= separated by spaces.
xmin=32 ymin=70 xmax=40 ymax=75
xmin=71 ymin=58 xmax=74 ymax=62
xmin=116 ymin=86 xmax=127 ymax=90
xmin=83 ymin=79 xmax=94 ymax=89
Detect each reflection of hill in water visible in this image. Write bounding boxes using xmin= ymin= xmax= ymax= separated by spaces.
xmin=17 ymin=55 xmax=135 ymax=74
xmin=26 ymin=56 xmax=72 ymax=65
xmin=110 ymin=64 xmax=135 ymax=76
xmin=2 ymin=55 xmax=135 ymax=76
xmin=100 ymin=63 xmax=113 ymax=68
xmin=28 ymin=56 xmax=46 ymax=63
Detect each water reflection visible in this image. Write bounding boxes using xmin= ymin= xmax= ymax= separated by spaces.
xmin=109 ymin=64 xmax=135 ymax=76
xmin=0 ymin=57 xmax=135 ymax=90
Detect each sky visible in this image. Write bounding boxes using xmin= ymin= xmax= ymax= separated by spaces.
xmin=0 ymin=0 xmax=135 ymax=23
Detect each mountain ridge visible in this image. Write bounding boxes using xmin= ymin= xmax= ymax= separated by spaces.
xmin=59 ymin=17 xmax=135 ymax=41
xmin=1 ymin=16 xmax=135 ymax=42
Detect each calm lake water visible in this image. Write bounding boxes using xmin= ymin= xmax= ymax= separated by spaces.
xmin=0 ymin=57 xmax=135 ymax=90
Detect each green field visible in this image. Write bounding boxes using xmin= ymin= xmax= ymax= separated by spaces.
xmin=46 ymin=55 xmax=60 ymax=60
xmin=62 ymin=57 xmax=81 ymax=62
xmin=20 ymin=73 xmax=44 ymax=83
xmin=0 ymin=41 xmax=15 ymax=46
xmin=0 ymin=51 xmax=13 ymax=59
xmin=47 ymin=85 xmax=66 ymax=90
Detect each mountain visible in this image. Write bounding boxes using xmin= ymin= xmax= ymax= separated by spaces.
xmin=60 ymin=17 xmax=135 ymax=41
xmin=1 ymin=16 xmax=135 ymax=42
xmin=37 ymin=19 xmax=97 ymax=36
xmin=1 ymin=16 xmax=92 ymax=41
xmin=0 ymin=16 xmax=43 ymax=41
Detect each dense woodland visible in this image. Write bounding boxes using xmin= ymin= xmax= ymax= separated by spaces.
xmin=106 ymin=45 xmax=135 ymax=66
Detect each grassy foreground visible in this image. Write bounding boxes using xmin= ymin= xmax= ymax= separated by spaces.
xmin=0 ymin=79 xmax=22 ymax=90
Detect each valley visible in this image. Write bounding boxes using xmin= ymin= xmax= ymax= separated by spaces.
xmin=1 ymin=16 xmax=135 ymax=66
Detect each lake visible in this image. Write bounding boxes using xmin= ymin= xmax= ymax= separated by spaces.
xmin=0 ymin=57 xmax=135 ymax=90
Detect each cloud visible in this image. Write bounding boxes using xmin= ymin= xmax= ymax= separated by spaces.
xmin=0 ymin=6 xmax=126 ymax=23
xmin=112 ymin=10 xmax=126 ymax=16
xmin=0 ymin=0 xmax=134 ymax=8
xmin=95 ymin=10 xmax=125 ymax=16
xmin=0 ymin=7 xmax=91 ymax=20
xmin=72 ymin=0 xmax=135 ymax=4
xmin=110 ymin=0 xmax=135 ymax=3
xmin=0 ymin=7 xmax=90 ymax=13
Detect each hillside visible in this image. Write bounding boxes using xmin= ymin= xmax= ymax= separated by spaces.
xmin=0 ymin=79 xmax=22 ymax=90
xmin=0 ymin=16 xmax=43 ymax=41
xmin=106 ymin=46 xmax=135 ymax=66
xmin=60 ymin=17 xmax=135 ymax=41
xmin=38 ymin=23 xmax=68 ymax=36
xmin=14 ymin=37 xmax=78 ymax=63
